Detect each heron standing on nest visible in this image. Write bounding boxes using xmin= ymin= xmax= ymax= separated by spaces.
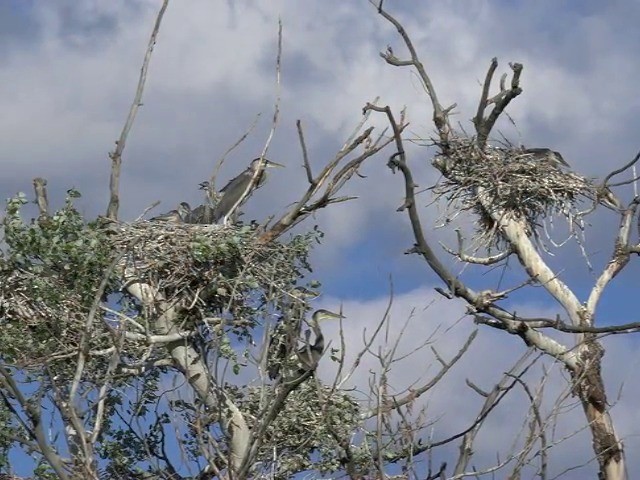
xmin=267 ymin=308 xmax=344 ymax=380
xmin=213 ymin=157 xmax=284 ymax=225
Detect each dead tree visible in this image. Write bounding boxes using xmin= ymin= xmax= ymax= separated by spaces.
xmin=368 ymin=2 xmax=640 ymax=479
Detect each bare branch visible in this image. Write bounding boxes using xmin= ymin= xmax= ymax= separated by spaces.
xmin=297 ymin=119 xmax=314 ymax=184
xmin=210 ymin=113 xmax=262 ymax=192
xmin=0 ymin=366 xmax=70 ymax=479
xmin=106 ymin=0 xmax=169 ymax=220
xmin=362 ymin=330 xmax=477 ymax=419
xmin=473 ymin=59 xmax=523 ymax=149
xmin=258 ymin=117 xmax=399 ymax=243
xmin=32 ymin=177 xmax=49 ymax=217
xmin=602 ymin=148 xmax=640 ymax=187
xmin=586 ymin=197 xmax=640 ymax=315
xmin=374 ymin=1 xmax=451 ymax=145
xmin=440 ymin=229 xmax=513 ymax=265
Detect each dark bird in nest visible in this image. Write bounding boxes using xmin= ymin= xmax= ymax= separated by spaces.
xmin=522 ymin=148 xmax=570 ymax=168
xmin=186 ymin=181 xmax=216 ymax=224
xmin=213 ymin=157 xmax=284 ymax=225
xmin=267 ymin=309 xmax=344 ymax=380
xmin=149 ymin=202 xmax=192 ymax=223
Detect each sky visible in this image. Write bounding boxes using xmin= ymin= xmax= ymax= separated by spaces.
xmin=1 ymin=0 xmax=640 ymax=478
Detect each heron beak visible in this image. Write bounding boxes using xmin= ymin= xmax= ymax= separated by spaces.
xmin=323 ymin=310 xmax=345 ymax=320
xmin=266 ymin=160 xmax=285 ymax=168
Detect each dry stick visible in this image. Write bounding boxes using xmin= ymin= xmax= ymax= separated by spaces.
xmin=585 ymin=197 xmax=639 ymax=315
xmin=258 ymin=126 xmax=389 ymax=243
xmin=260 ymin=96 xmax=396 ymax=244
xmin=475 ymin=313 xmax=640 ymax=335
xmin=69 ymin=252 xmax=125 ymax=403
xmin=374 ymin=0 xmax=451 ymax=146
xmin=210 ymin=113 xmax=261 ymax=192
xmin=384 ymin=350 xmax=539 ymax=466
xmin=229 ymin=18 xmax=284 ymax=231
xmin=506 ymin=373 xmax=548 ymax=480
xmin=474 ymin=59 xmax=523 ymax=149
xmin=339 ymin=286 xmax=392 ymax=390
xmin=32 ymin=177 xmax=49 ymax=216
xmin=297 ymin=120 xmax=314 ymax=184
xmin=473 ymin=57 xmax=498 ymax=134
xmin=259 ymin=18 xmax=283 ymax=162
xmin=90 ymin=332 xmax=127 ymax=445
xmin=454 ymin=349 xmax=538 ymax=476
xmin=360 ymin=330 xmax=477 ymax=420
xmin=65 ymin=252 xmax=125 ymax=473
xmin=602 ymin=148 xmax=640 ymax=187
xmin=106 ymin=0 xmax=169 ymax=220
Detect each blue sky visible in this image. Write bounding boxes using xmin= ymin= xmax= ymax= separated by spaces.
xmin=1 ymin=0 xmax=640 ymax=478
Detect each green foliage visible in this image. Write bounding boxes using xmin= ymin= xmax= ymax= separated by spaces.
xmin=0 ymin=190 xmax=116 ymax=367
xmin=0 ymin=188 xmax=354 ymax=478
xmin=242 ymin=382 xmax=362 ymax=478
xmin=3 ymin=189 xmax=114 ymax=297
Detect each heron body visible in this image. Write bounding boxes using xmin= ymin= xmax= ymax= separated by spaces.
xmin=522 ymin=148 xmax=569 ymax=168
xmin=189 ymin=204 xmax=215 ymax=224
xmin=150 ymin=202 xmax=192 ymax=223
xmin=213 ymin=158 xmax=284 ymax=225
xmin=176 ymin=181 xmax=215 ymax=224
xmin=267 ymin=308 xmax=344 ymax=380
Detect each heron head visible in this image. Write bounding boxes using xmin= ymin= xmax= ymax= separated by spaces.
xmin=178 ymin=202 xmax=192 ymax=216
xmin=250 ymin=158 xmax=285 ymax=170
xmin=198 ymin=181 xmax=211 ymax=191
xmin=312 ymin=309 xmax=345 ymax=322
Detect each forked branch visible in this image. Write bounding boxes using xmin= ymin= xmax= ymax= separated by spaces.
xmin=473 ymin=58 xmax=523 ymax=149
xmin=374 ymin=1 xmax=454 ymax=147
xmin=259 ymin=113 xmax=403 ymax=243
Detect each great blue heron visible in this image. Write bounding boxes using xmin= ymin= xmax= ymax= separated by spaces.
xmin=267 ymin=309 xmax=344 ymax=380
xmin=150 ymin=202 xmax=192 ymax=223
xmin=522 ymin=148 xmax=570 ymax=168
xmin=213 ymin=158 xmax=284 ymax=225
xmin=186 ymin=182 xmax=216 ymax=224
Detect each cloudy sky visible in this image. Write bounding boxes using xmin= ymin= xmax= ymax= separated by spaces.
xmin=2 ymin=0 xmax=640 ymax=478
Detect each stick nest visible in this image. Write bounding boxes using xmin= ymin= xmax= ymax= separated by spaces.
xmin=432 ymin=137 xmax=602 ymax=246
xmin=111 ymin=221 xmax=310 ymax=317
xmin=0 ymin=220 xmax=311 ymax=367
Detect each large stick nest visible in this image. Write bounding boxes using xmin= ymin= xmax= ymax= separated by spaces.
xmin=112 ymin=221 xmax=310 ymax=323
xmin=432 ymin=137 xmax=604 ymax=246
xmin=0 ymin=220 xmax=311 ymax=367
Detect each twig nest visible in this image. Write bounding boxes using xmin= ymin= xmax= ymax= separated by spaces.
xmin=0 ymin=218 xmax=312 ymax=366
xmin=109 ymin=221 xmax=309 ymax=320
xmin=432 ymin=137 xmax=605 ymax=245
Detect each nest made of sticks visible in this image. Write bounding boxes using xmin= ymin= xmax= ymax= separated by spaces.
xmin=432 ymin=137 xmax=603 ymax=246
xmin=111 ymin=221 xmax=309 ymax=311
xmin=0 ymin=220 xmax=312 ymax=365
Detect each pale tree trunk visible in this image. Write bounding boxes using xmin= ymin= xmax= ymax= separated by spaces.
xmin=124 ymin=273 xmax=250 ymax=477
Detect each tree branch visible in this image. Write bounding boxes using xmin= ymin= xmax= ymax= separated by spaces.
xmin=106 ymin=0 xmax=169 ymax=220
